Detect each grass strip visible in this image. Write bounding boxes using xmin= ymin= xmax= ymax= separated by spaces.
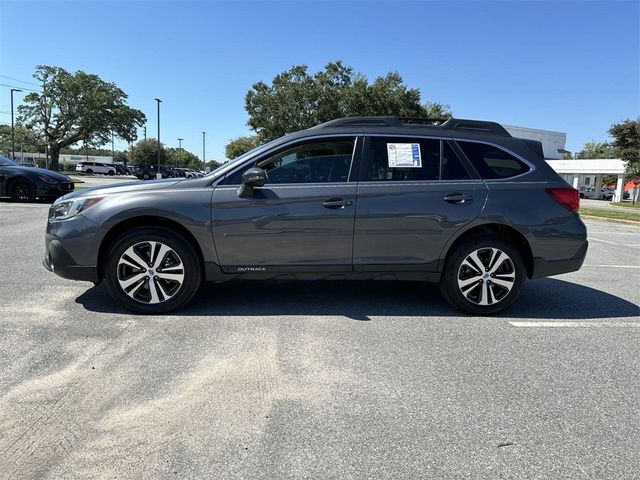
xmin=608 ymin=202 xmax=640 ymax=209
xmin=580 ymin=207 xmax=640 ymax=223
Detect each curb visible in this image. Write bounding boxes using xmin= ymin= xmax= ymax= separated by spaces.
xmin=580 ymin=214 xmax=640 ymax=226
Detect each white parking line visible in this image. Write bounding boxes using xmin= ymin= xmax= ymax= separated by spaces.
xmin=582 ymin=265 xmax=640 ymax=268
xmin=589 ymin=237 xmax=640 ymax=248
xmin=510 ymin=322 xmax=640 ymax=328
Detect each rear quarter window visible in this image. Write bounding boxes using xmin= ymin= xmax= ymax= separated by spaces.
xmin=457 ymin=141 xmax=530 ymax=179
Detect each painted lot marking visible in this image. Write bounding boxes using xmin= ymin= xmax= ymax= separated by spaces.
xmin=510 ymin=322 xmax=640 ymax=328
xmin=582 ymin=265 xmax=640 ymax=268
xmin=589 ymin=237 xmax=640 ymax=248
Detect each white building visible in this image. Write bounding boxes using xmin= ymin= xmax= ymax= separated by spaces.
xmin=546 ymin=158 xmax=626 ymax=202
xmin=505 ymin=125 xmax=627 ymax=202
xmin=504 ymin=125 xmax=567 ymax=160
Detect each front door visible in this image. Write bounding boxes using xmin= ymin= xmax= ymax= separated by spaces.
xmin=212 ymin=136 xmax=360 ymax=272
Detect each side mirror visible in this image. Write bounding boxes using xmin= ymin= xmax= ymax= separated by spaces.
xmin=238 ymin=167 xmax=267 ymax=196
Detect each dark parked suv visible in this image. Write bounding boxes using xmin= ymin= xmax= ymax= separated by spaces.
xmin=44 ymin=117 xmax=587 ymax=314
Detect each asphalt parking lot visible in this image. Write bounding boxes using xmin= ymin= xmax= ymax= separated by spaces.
xmin=1 ymin=201 xmax=639 ymax=480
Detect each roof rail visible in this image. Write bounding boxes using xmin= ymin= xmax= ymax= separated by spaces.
xmin=311 ymin=116 xmax=512 ymax=137
xmin=397 ymin=117 xmax=448 ymax=126
xmin=310 ymin=117 xmax=403 ymax=129
xmin=440 ymin=118 xmax=511 ymax=137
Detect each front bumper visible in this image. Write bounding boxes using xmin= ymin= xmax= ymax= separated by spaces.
xmin=37 ymin=181 xmax=74 ymax=198
xmin=43 ymin=240 xmax=98 ymax=282
xmin=44 ymin=213 xmax=104 ymax=282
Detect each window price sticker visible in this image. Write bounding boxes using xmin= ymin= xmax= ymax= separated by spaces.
xmin=387 ymin=143 xmax=422 ymax=168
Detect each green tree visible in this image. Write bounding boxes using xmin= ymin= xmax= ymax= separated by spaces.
xmin=575 ymin=142 xmax=618 ymax=159
xmin=166 ymin=147 xmax=201 ymax=169
xmin=17 ymin=65 xmax=146 ymax=170
xmin=0 ymin=124 xmax=44 ymax=157
xmin=131 ymin=138 xmax=167 ymax=165
xmin=206 ymin=160 xmax=223 ymax=171
xmin=225 ymin=135 xmax=261 ymax=159
xmin=241 ymin=61 xmax=451 ymax=143
xmin=609 ymin=118 xmax=640 ymax=176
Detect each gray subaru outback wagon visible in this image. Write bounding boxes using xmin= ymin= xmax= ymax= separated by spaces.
xmin=44 ymin=117 xmax=588 ymax=315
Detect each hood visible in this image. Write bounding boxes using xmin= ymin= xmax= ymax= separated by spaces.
xmin=11 ymin=165 xmax=72 ymax=182
xmin=61 ymin=178 xmax=184 ymax=201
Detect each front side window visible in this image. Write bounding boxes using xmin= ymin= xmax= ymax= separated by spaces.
xmin=224 ymin=137 xmax=355 ymax=185
xmin=457 ymin=141 xmax=530 ymax=179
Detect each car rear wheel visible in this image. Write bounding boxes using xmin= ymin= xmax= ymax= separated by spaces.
xmin=440 ymin=235 xmax=526 ymax=315
xmin=9 ymin=179 xmax=36 ymax=201
xmin=108 ymin=170 xmax=115 ymax=176
xmin=142 ymin=172 xmax=150 ymax=180
xmin=104 ymin=227 xmax=202 ymax=314
xmin=86 ymin=169 xmax=93 ymax=174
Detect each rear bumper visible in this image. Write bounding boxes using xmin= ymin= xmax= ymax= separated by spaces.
xmin=531 ymin=240 xmax=588 ymax=279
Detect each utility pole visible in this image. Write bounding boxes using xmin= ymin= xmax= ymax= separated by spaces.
xmin=202 ymin=132 xmax=206 ymax=173
xmin=155 ymin=98 xmax=162 ymax=179
xmin=177 ymin=138 xmax=184 ymax=167
xmin=10 ymin=88 xmax=22 ymax=160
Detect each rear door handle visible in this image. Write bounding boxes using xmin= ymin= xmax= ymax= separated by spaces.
xmin=323 ymin=198 xmax=352 ymax=209
xmin=443 ymin=193 xmax=473 ymax=204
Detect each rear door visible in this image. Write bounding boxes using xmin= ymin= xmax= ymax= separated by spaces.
xmin=353 ymin=135 xmax=488 ymax=271
xmin=212 ymin=136 xmax=361 ymax=272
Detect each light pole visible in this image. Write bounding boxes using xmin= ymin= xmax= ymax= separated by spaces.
xmin=155 ymin=98 xmax=162 ymax=179
xmin=202 ymin=131 xmax=206 ymax=173
xmin=143 ymin=125 xmax=147 ymax=141
xmin=177 ymin=138 xmax=184 ymax=168
xmin=176 ymin=138 xmax=184 ymax=167
xmin=10 ymin=88 xmax=23 ymax=160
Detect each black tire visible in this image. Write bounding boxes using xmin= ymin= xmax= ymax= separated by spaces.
xmin=108 ymin=170 xmax=115 ymax=176
xmin=86 ymin=169 xmax=93 ymax=175
xmin=142 ymin=172 xmax=150 ymax=180
xmin=103 ymin=227 xmax=202 ymax=314
xmin=9 ymin=178 xmax=36 ymax=201
xmin=440 ymin=234 xmax=526 ymax=315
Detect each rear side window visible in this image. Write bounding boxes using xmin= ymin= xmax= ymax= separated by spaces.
xmin=365 ymin=137 xmax=440 ymax=181
xmin=441 ymin=142 xmax=471 ymax=180
xmin=457 ymin=141 xmax=530 ymax=179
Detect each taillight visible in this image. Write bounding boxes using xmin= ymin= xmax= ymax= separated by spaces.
xmin=546 ymin=188 xmax=580 ymax=212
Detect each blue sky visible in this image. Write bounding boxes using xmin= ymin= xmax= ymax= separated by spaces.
xmin=1 ymin=0 xmax=638 ymax=161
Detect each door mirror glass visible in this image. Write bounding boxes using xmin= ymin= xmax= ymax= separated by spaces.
xmin=238 ymin=167 xmax=268 ymax=196
xmin=242 ymin=167 xmax=268 ymax=187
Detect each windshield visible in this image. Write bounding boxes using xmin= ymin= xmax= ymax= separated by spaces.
xmin=0 ymin=155 xmax=18 ymax=167
xmin=205 ymin=137 xmax=283 ymax=177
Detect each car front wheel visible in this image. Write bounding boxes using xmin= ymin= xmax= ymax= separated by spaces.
xmin=104 ymin=227 xmax=202 ymax=314
xmin=9 ymin=179 xmax=36 ymax=201
xmin=440 ymin=235 xmax=526 ymax=315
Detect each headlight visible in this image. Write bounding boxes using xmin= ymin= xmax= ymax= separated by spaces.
xmin=49 ymin=197 xmax=103 ymax=220
xmin=38 ymin=175 xmax=59 ymax=184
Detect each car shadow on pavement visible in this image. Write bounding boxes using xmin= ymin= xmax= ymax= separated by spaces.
xmin=75 ymin=278 xmax=639 ymax=320
xmin=0 ymin=198 xmax=55 ymax=204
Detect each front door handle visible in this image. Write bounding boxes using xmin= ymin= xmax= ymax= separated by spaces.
xmin=443 ymin=193 xmax=473 ymax=204
xmin=323 ymin=198 xmax=352 ymax=209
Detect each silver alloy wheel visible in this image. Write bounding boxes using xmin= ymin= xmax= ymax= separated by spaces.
xmin=116 ymin=241 xmax=185 ymax=304
xmin=457 ymin=247 xmax=516 ymax=306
